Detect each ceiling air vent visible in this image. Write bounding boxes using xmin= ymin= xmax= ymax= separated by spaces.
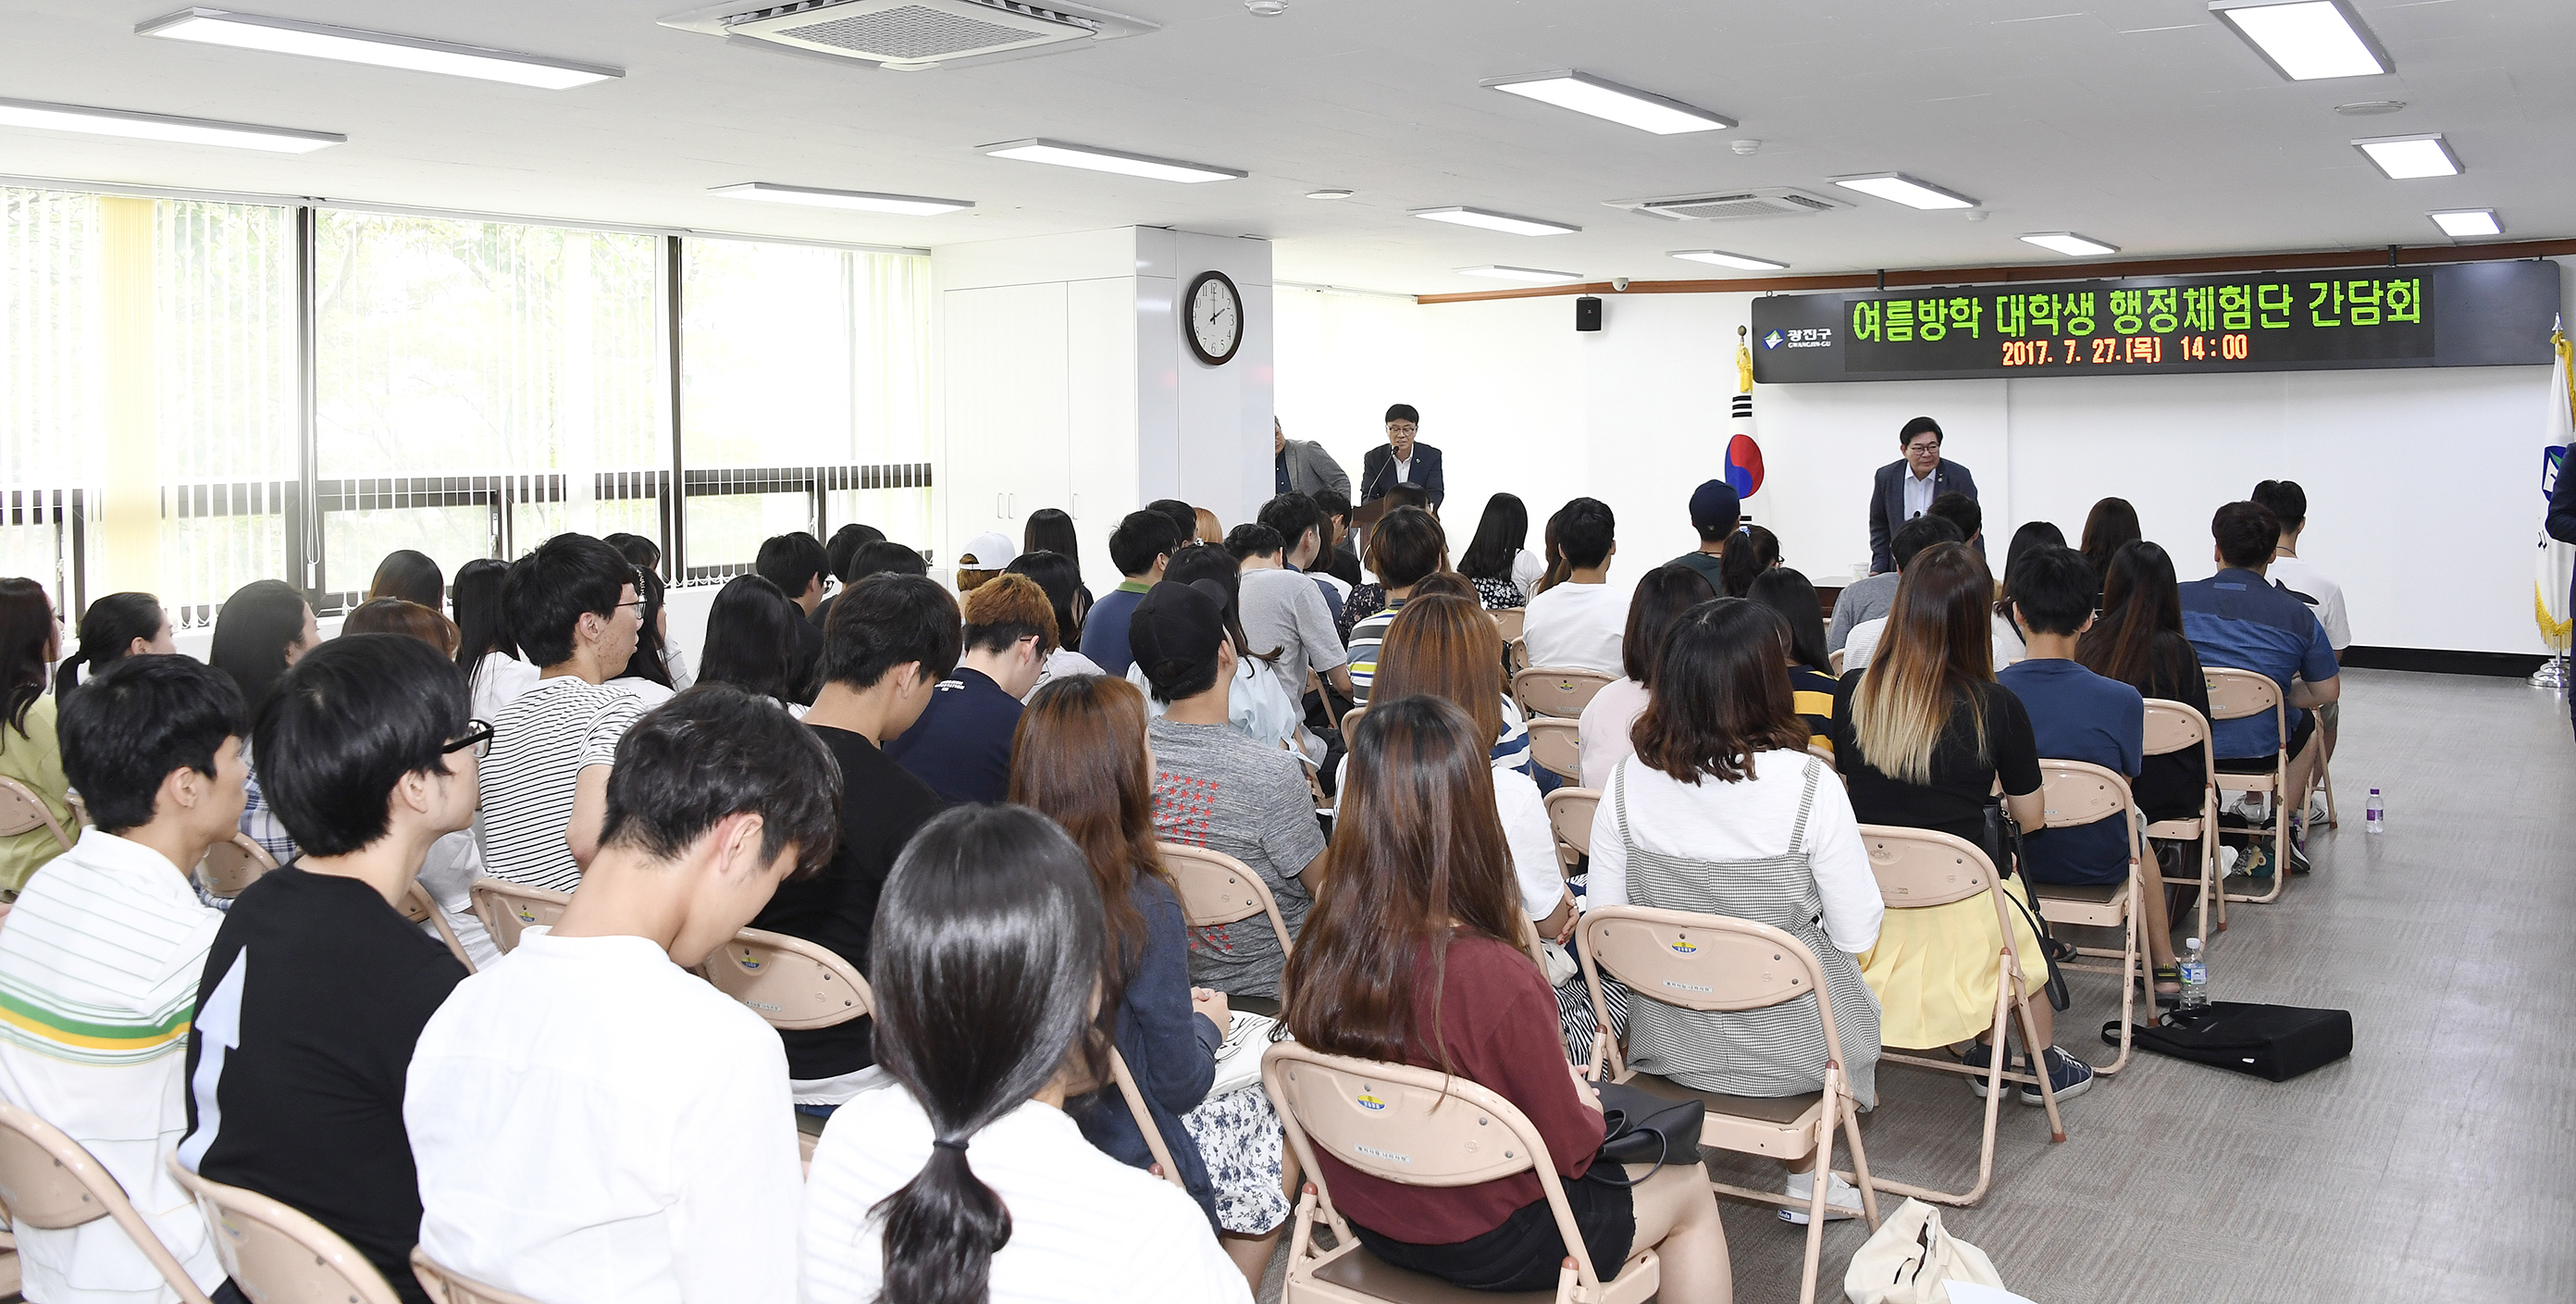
xmin=1605 ymin=188 xmax=1851 ymax=221
xmin=661 ymin=0 xmax=1157 ymax=71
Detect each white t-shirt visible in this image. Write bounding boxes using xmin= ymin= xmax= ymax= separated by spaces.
xmin=1493 ymin=764 xmax=1567 ymax=920
xmin=1511 ymin=548 xmax=1546 ymax=596
xmin=1521 ymin=580 xmax=1629 ymax=677
xmin=1030 ymin=647 xmax=1106 ymax=700
xmin=476 ymin=677 xmax=645 ymax=893
xmin=2265 ymin=555 xmax=2352 ymax=649
xmin=1577 ymin=677 xmax=1651 ymax=789
xmin=1841 ymin=617 xmax=2017 ymax=674
xmin=801 ymin=1077 xmax=1250 ymax=1304
xmin=1588 ymin=751 xmax=1884 ymax=955
xmin=469 ymin=651 xmax=539 ymax=724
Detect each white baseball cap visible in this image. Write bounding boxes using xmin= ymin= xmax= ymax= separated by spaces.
xmin=959 ymin=531 xmax=1018 ymax=569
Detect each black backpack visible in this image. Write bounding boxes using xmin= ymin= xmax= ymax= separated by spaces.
xmin=2103 ymin=1001 xmax=2353 ymax=1082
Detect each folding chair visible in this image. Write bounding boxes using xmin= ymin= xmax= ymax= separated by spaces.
xmin=1525 ymin=717 xmax=1581 ymax=783
xmin=401 ymin=883 xmax=477 ymax=972
xmin=0 ymin=1223 xmax=19 ymax=1300
xmin=1542 ymin=786 xmax=1597 ymax=875
xmin=2142 ymin=698 xmax=2223 ymax=940
xmin=1263 ymin=1043 xmax=1662 ymax=1304
xmin=0 ymin=1102 xmax=215 ymax=1304
xmin=1852 ymin=826 xmax=2064 ymax=1207
xmin=1508 ymin=636 xmax=1530 ymax=676
xmin=1576 ymin=906 xmax=1880 ymax=1304
xmin=197 ymin=833 xmax=278 ymax=900
xmin=412 ymin=1246 xmax=546 ymax=1304
xmin=1107 ymin=1047 xmax=1190 ymax=1192
xmin=467 ymin=878 xmax=571 ymax=954
xmin=1828 ymin=650 xmax=1845 ymax=677
xmin=1339 ymin=706 xmax=1365 ymax=739
xmin=1490 ymin=607 xmax=1526 ymax=646
xmin=1159 ymin=842 xmax=1294 ymax=1017
xmin=2204 ymin=668 xmax=2293 ymax=906
xmin=0 ymin=776 xmax=72 ymax=853
xmin=1513 ymin=666 xmax=1616 ymax=719
xmin=2029 ymin=761 xmax=2144 ymax=1075
xmin=167 ymin=1154 xmax=401 ymax=1304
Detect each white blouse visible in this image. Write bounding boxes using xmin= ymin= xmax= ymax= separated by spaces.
xmin=1587 ymin=750 xmax=1884 ymax=955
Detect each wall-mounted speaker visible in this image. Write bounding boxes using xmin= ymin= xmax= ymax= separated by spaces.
xmin=1574 ymin=295 xmax=1603 ymax=332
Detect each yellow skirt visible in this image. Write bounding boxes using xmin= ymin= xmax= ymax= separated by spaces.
xmin=1859 ymin=876 xmax=2048 ymax=1051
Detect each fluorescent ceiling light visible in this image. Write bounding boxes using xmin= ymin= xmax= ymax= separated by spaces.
xmin=2210 ymin=0 xmax=2391 ymax=81
xmin=1481 ymin=70 xmax=1733 ymax=135
xmin=1669 ymin=249 xmax=1788 ymax=271
xmin=2427 ymin=208 xmax=2500 ymax=238
xmin=1829 ymin=172 xmax=1977 ymax=210
xmin=1306 ymin=188 xmax=1355 ymax=200
xmin=2352 ymin=133 xmax=2460 ymax=179
xmin=1455 ymin=266 xmax=1582 ymax=284
xmin=2019 ymin=231 xmax=2120 ymax=256
xmin=979 ymin=138 xmax=1243 ymax=183
xmin=136 ymin=8 xmax=620 ymax=89
xmin=1412 ymin=206 xmax=1580 ymax=236
xmin=0 ymin=95 xmax=341 ymax=153
xmin=711 ymin=182 xmax=972 ymax=216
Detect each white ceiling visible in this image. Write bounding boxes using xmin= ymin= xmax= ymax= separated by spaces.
xmin=3 ymin=0 xmax=2570 ymax=294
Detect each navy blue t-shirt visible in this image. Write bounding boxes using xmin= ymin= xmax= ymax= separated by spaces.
xmin=1079 ymin=582 xmax=1152 ymax=677
xmin=1997 ymin=657 xmax=2144 ymax=887
xmin=884 ymin=665 xmax=1023 ymax=804
xmin=2179 ymin=567 xmax=2337 ymax=759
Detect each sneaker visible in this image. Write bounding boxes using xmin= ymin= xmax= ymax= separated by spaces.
xmin=1780 ymin=1170 xmax=1864 ymax=1223
xmin=2285 ymin=819 xmax=2311 ymax=876
xmin=1962 ymin=1041 xmax=2002 ymax=1097
xmin=2019 ymin=1046 xmax=2094 ymax=1106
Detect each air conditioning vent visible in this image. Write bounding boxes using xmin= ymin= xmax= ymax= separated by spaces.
xmin=662 ymin=0 xmax=1156 ymax=70
xmin=1605 ymin=188 xmax=1850 ymax=221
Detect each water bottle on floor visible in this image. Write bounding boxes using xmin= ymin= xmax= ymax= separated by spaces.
xmin=2178 ymin=938 xmax=2209 ymax=1012
xmin=2364 ymin=789 xmax=2384 ymax=834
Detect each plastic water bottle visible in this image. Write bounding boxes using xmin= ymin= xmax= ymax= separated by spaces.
xmin=2177 ymin=938 xmax=2209 ymax=1012
xmin=2364 ymin=789 xmax=2384 ymax=835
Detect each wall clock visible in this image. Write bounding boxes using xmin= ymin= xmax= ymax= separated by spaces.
xmin=1185 ymin=269 xmax=1243 ymax=366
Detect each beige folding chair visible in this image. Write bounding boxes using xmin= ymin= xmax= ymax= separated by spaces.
xmin=698 ymin=926 xmax=873 ymax=1030
xmin=1263 ymin=1043 xmax=1661 ymax=1304
xmin=197 ymin=834 xmax=278 ymax=900
xmin=2029 ymin=761 xmax=2144 ymax=1075
xmin=1543 ymin=786 xmax=1597 ymax=874
xmin=0 ymin=776 xmax=73 ymax=853
xmin=1577 ymin=906 xmax=1880 ymax=1304
xmin=1508 ymin=636 xmax=1530 ymax=676
xmin=2204 ymin=669 xmax=2293 ymax=906
xmin=1828 ymin=649 xmax=1846 ymax=677
xmin=1513 ymin=666 xmax=1617 ymax=719
xmin=412 ymin=1246 xmax=546 ymax=1304
xmin=0 ymin=1102 xmax=215 ymax=1304
xmin=2142 ymin=699 xmax=2223 ymax=940
xmin=397 ymin=883 xmax=477 ymax=972
xmin=0 ymin=1223 xmax=19 ymax=1300
xmin=1107 ymin=1047 xmax=1190 ymax=1192
xmin=1525 ymin=716 xmax=1581 ymax=783
xmin=1339 ymin=706 xmax=1364 ymax=739
xmin=1159 ymin=842 xmax=1294 ymax=1017
xmin=1853 ymin=825 xmax=2064 ymax=1207
xmin=167 ymin=1154 xmax=400 ymax=1304
xmin=1490 ymin=607 xmax=1526 ymax=646
xmin=466 ymin=878 xmax=571 ymax=954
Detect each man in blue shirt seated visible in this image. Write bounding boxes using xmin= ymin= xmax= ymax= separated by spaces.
xmin=2179 ymin=501 xmax=2340 ymax=875
xmin=886 ymin=573 xmax=1057 ymax=804
xmin=1999 ymin=546 xmax=2180 ymax=1003
xmin=1079 ymin=510 xmax=1179 ymax=677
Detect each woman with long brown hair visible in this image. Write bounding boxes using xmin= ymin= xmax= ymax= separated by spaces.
xmin=1009 ymin=675 xmax=1288 ymax=1289
xmin=2079 ymin=539 xmax=2223 ymax=888
xmin=1284 ymin=696 xmax=1730 ymax=1301
xmin=2078 ymin=497 xmax=2143 ymax=604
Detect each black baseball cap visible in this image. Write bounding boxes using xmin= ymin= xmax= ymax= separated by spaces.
xmin=1130 ymin=579 xmax=1230 ymax=693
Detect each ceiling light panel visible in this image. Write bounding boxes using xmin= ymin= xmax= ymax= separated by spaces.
xmin=2210 ymin=0 xmax=2392 ymax=81
xmin=2352 ymin=133 xmax=2460 ymax=179
xmin=1411 ymin=206 xmax=1580 ymax=236
xmin=711 ymin=183 xmax=972 ymax=216
xmin=136 ymin=8 xmax=621 ymax=89
xmin=2019 ymin=231 xmax=2120 ymax=256
xmin=1481 ymin=70 xmax=1733 ymax=135
xmin=1669 ymin=250 xmax=1788 ymax=271
xmin=980 ymin=138 xmax=1243 ymax=183
xmin=1456 ymin=266 xmax=1582 ymax=284
xmin=1828 ymin=173 xmax=1978 ymax=210
xmin=2427 ymin=208 xmax=2499 ymax=238
xmin=0 ymin=96 xmax=342 ymax=152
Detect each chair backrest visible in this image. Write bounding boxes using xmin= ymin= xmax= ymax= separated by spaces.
xmin=167 ymin=1155 xmax=401 ymax=1304
xmin=1106 ymin=1048 xmax=1189 ymax=1191
xmin=467 ymin=878 xmax=571 ymax=955
xmin=1158 ymin=842 xmax=1294 ymax=957
xmin=1543 ymin=786 xmax=1597 ymax=869
xmin=2140 ymin=698 xmax=2212 ymax=760
xmin=1512 ymin=665 xmax=1616 ymax=718
xmin=0 ymin=777 xmax=71 ymax=851
xmin=402 ymin=884 xmax=477 ymax=973
xmin=1805 ymin=743 xmax=1836 ymax=767
xmin=1339 ymin=706 xmax=1363 ymax=739
xmin=1859 ymin=826 xmax=2000 ymax=909
xmin=1524 ymin=717 xmax=1580 ymax=782
xmin=2037 ymin=759 xmax=2133 ymax=830
xmin=1489 ymin=607 xmax=1526 ymax=644
xmin=0 ymin=1104 xmax=214 ymax=1304
xmin=2202 ymin=668 xmax=2285 ymax=725
xmin=411 ymin=1247 xmax=547 ymax=1304
xmin=696 ymin=926 xmax=873 ymax=1030
xmin=198 ymin=834 xmax=278 ymax=900
xmin=1577 ymin=906 xmax=1846 ymax=1081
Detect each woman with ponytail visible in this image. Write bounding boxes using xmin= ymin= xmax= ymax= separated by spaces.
xmin=53 ymin=591 xmax=173 ymax=698
xmin=801 ymin=804 xmax=1249 ymax=1304
xmin=0 ymin=578 xmax=76 ymax=893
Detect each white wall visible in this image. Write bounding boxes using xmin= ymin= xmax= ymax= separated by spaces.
xmin=1275 ymin=263 xmax=2576 ymax=655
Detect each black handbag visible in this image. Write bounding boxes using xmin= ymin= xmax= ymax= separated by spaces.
xmin=1589 ymin=1081 xmax=1704 ymax=1184
xmin=1981 ymin=797 xmax=2074 ymax=1012
xmin=2102 ymin=1001 xmax=2354 ymax=1081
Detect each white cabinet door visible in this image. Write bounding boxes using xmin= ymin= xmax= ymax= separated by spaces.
xmin=942 ymin=282 xmax=1071 ymax=562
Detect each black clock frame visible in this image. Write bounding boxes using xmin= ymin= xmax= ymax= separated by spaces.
xmin=1183 ymin=269 xmax=1244 ymax=366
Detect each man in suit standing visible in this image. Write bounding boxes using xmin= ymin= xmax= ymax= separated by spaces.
xmin=1868 ymin=416 xmax=1978 ymax=574
xmin=1275 ymin=418 xmax=1351 ymax=501
xmin=1360 ymin=404 xmax=1444 ymax=510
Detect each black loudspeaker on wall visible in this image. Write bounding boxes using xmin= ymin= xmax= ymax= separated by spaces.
xmin=1574 ymin=296 xmax=1603 ymax=332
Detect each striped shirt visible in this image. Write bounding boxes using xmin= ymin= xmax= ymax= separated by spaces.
xmin=475 ymin=677 xmax=645 ymax=894
xmin=0 ymin=826 xmax=227 ymax=1302
xmin=1343 ymin=597 xmax=1406 ymax=705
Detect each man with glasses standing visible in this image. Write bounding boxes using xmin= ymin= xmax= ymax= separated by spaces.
xmin=1360 ymin=404 xmax=1444 ymax=510
xmin=1867 ymin=416 xmax=1979 ymax=575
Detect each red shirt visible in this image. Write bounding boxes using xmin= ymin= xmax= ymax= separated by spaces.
xmin=1311 ymin=934 xmax=1602 ymax=1244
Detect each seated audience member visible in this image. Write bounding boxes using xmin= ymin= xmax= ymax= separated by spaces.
xmin=1283 ymin=697 xmax=1729 ymax=1301
xmin=0 ymin=655 xmax=245 ymax=1304
xmin=1310 ymin=490 xmax=1364 ymax=589
xmin=477 ymin=535 xmax=645 ymax=893
xmin=1831 ymin=542 xmax=2090 ymax=1103
xmin=956 ymin=529 xmax=1016 ymax=592
xmin=603 ymin=532 xmax=662 ymax=575
xmin=1989 ymin=521 xmax=2067 ymax=665
xmin=1520 ymin=497 xmax=1629 ymax=677
xmin=699 ymin=574 xmax=807 ymax=714
xmin=758 ymin=575 xmax=958 ymax=1116
xmin=1829 ymin=515 xmax=1962 ymax=654
xmin=1998 ymin=546 xmax=2177 ymax=1000
xmin=1589 ymin=600 xmax=1883 ymax=1221
xmin=2249 ymin=478 xmax=2351 ymax=767
xmin=1149 ymin=498 xmax=1200 ymax=545
xmin=2079 ymin=541 xmax=2219 ymax=868
xmin=1235 ymin=513 xmax=1356 ymax=704
xmin=800 ymin=805 xmax=1250 ymax=1304
xmin=182 ymin=636 xmax=479 ymax=1304
xmin=411 ymin=687 xmax=838 ymax=1304
xmin=1011 ymin=678 xmax=1290 ymax=1285
xmin=1455 ymin=492 xmax=1537 ymax=609
xmin=811 ymin=521 xmax=887 ymax=632
xmin=453 ymin=558 xmax=539 ymax=720
xmin=1006 ymin=550 xmax=1104 ymax=696
xmin=1666 ymin=479 xmax=1739 ymax=595
xmin=1256 ymin=491 xmax=1347 ymax=622
xmin=0 ymin=579 xmax=76 ymax=893
xmin=1928 ymin=490 xmax=1983 ymax=552
xmin=2078 ymin=497 xmax=2142 ymax=605
xmin=367 ymin=548 xmax=444 ymax=609
xmin=342 ymin=596 xmax=460 ymax=655
xmin=209 ymin=579 xmax=322 ymax=866
xmin=756 ymin=531 xmax=831 ymax=704
xmin=1748 ymin=567 xmax=1840 ymax=755
xmin=849 ymin=538 xmax=930 ymax=583
xmin=1193 ymin=507 xmax=1225 ymax=548
xmin=53 ymin=590 xmax=176 ymax=697
xmin=2179 ymin=503 xmax=2338 ymax=874
xmin=1135 ymin=580 xmax=1326 ymax=1001
xmin=1378 ymin=483 xmax=1433 ymax=515
xmin=1577 ymin=565 xmax=1715 ymax=789
xmin=886 ymin=575 xmax=1055 ymax=804
xmin=1532 ymin=505 xmax=1570 ymax=596
xmin=608 ymin=567 xmax=679 ymax=704
xmin=1341 ymin=506 xmax=1447 ymax=701
xmin=1133 ymin=546 xmax=1307 ymax=757
xmin=1841 ymin=522 xmax=1981 ymax=675
xmin=1718 ymin=524 xmax=1781 ymax=599
xmin=1403 ymin=573 xmax=1538 ymax=776
xmin=1082 ymin=510 xmax=1180 ymax=677
xmin=1022 ymin=508 xmax=1092 ymax=610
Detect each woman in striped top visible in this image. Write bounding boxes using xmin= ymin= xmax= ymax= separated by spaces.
xmin=1749 ymin=567 xmax=1839 ymax=757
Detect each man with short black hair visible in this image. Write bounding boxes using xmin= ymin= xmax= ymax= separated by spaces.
xmin=1147 ymin=498 xmax=1199 ymax=545
xmin=1927 ymin=490 xmax=1982 ymax=550
xmin=411 ymin=686 xmax=840 ymax=1304
xmin=1868 ymin=416 xmax=1979 ymax=574
xmin=810 ymin=523 xmax=888 ymax=631
xmin=2250 ymin=478 xmax=2350 ymax=765
xmin=1522 ymin=497 xmax=1627 ymax=676
xmin=1359 ymin=403 xmax=1443 ymax=507
xmin=1238 ymin=502 xmax=1356 ymax=705
xmin=479 ymin=533 xmax=647 ymax=893
xmin=182 ymin=636 xmax=480 ymax=1304
xmin=1668 ymin=478 xmax=1740 ymax=592
xmin=0 ymin=655 xmax=244 ymax=1304
xmin=756 ymin=532 xmax=830 ymax=704
xmin=848 ymin=539 xmax=927 ymax=582
xmin=1831 ymin=515 xmax=1963 ymax=654
xmin=1257 ymin=490 xmax=1346 ymax=622
xmin=2182 ymin=502 xmax=2340 ymax=875
xmin=1080 ymin=509 xmax=1181 ymax=677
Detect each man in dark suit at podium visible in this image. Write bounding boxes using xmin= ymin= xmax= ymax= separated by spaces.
xmin=1868 ymin=416 xmax=1978 ymax=574
xmin=1360 ymin=404 xmax=1444 ymax=510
